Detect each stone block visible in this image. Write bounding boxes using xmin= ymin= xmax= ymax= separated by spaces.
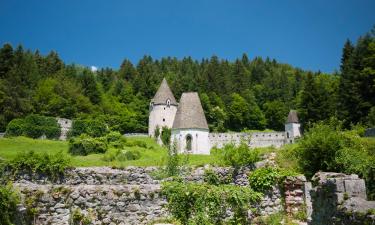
xmin=344 ymin=179 xmax=366 ymax=199
xmin=334 ymin=178 xmax=345 ymax=192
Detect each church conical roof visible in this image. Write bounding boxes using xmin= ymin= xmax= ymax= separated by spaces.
xmin=172 ymin=92 xmax=209 ymax=130
xmin=151 ymin=78 xmax=177 ymax=105
xmin=286 ymin=110 xmax=299 ymax=123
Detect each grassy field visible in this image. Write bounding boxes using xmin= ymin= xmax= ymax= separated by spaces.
xmin=0 ymin=136 xmax=215 ymax=167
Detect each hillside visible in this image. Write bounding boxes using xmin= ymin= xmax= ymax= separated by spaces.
xmin=0 ymin=28 xmax=373 ymax=134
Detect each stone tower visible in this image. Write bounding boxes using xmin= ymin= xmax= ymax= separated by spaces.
xmin=285 ymin=110 xmax=301 ymax=143
xmin=148 ymin=78 xmax=178 ymax=138
xmin=171 ymin=92 xmax=211 ymax=154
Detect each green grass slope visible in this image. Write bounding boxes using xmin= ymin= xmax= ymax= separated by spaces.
xmin=0 ymin=136 xmax=214 ymax=167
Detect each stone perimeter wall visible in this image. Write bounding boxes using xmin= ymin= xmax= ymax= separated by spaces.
xmin=209 ymin=132 xmax=286 ymax=149
xmin=11 ymin=167 xmax=375 ymax=225
xmin=12 ymin=166 xmax=289 ymax=225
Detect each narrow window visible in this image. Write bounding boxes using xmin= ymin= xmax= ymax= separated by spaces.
xmin=186 ymin=134 xmax=192 ymax=152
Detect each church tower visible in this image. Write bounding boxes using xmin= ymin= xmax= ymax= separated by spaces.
xmin=285 ymin=110 xmax=301 ymax=143
xmin=148 ymin=78 xmax=178 ymax=138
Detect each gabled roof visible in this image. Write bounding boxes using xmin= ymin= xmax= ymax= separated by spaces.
xmin=172 ymin=92 xmax=209 ymax=130
xmin=151 ymin=78 xmax=177 ymax=105
xmin=286 ymin=110 xmax=299 ymax=123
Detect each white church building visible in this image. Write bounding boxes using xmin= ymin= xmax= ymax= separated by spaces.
xmin=148 ymin=78 xmax=301 ymax=155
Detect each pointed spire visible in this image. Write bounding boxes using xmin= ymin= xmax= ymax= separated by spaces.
xmin=172 ymin=92 xmax=209 ymax=130
xmin=151 ymin=78 xmax=177 ymax=105
xmin=286 ymin=110 xmax=299 ymax=123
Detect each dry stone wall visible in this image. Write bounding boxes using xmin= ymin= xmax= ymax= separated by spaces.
xmin=11 ymin=166 xmax=294 ymax=224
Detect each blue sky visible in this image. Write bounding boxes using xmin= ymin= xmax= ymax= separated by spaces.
xmin=0 ymin=0 xmax=374 ymax=73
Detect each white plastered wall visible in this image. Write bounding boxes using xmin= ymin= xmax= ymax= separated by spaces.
xmin=148 ymin=104 xmax=177 ymax=137
xmin=171 ymin=128 xmax=211 ymax=155
xmin=285 ymin=123 xmax=301 ymax=143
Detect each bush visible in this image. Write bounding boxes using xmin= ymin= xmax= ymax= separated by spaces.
xmin=117 ymin=149 xmax=141 ymax=161
xmin=124 ymin=139 xmax=147 ymax=148
xmin=204 ymin=168 xmax=232 ymax=185
xmin=248 ymin=167 xmax=280 ymax=192
xmin=0 ymin=184 xmax=20 ymax=225
xmin=5 ymin=118 xmax=25 ymax=136
xmin=298 ymin=119 xmax=371 ymax=178
xmin=5 ymin=115 xmax=61 ymax=139
xmin=68 ymin=134 xmax=108 ymax=156
xmin=106 ymin=131 xmax=127 ymax=148
xmin=69 ymin=118 xmax=109 ymax=138
xmin=161 ymin=126 xmax=171 ymax=147
xmin=162 ymin=181 xmax=262 ymax=225
xmin=4 ymin=151 xmax=71 ymax=181
xmin=248 ymin=167 xmax=298 ymax=193
xmin=214 ymin=142 xmax=260 ymax=168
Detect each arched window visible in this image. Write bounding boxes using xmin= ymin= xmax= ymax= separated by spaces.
xmin=186 ymin=134 xmax=192 ymax=152
xmin=287 ymin=132 xmax=290 ymax=138
xmin=166 ymin=99 xmax=171 ymax=107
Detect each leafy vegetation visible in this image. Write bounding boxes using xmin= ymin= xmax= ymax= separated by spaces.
xmin=0 ymin=184 xmax=20 ymax=225
xmin=68 ymin=134 xmax=108 ymax=156
xmin=68 ymin=118 xmax=109 ymax=138
xmin=213 ymin=142 xmax=260 ymax=168
xmin=1 ymin=27 xmax=373 ymax=134
xmin=2 ymin=150 xmax=71 ymax=181
xmin=203 ymin=168 xmax=232 ymax=185
xmin=160 ymin=126 xmax=171 ymax=147
xmin=248 ymin=167 xmax=298 ymax=193
xmin=6 ymin=114 xmax=60 ymax=139
xmin=162 ymin=181 xmax=262 ymax=225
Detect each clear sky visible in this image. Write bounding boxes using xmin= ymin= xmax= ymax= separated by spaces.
xmin=0 ymin=0 xmax=374 ymax=73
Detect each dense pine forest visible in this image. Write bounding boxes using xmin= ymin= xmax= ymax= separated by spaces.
xmin=0 ymin=28 xmax=374 ymax=133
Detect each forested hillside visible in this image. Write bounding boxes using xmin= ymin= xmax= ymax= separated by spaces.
xmin=0 ymin=28 xmax=374 ymax=133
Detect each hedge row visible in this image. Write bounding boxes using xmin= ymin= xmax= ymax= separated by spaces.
xmin=6 ymin=115 xmax=61 ymax=139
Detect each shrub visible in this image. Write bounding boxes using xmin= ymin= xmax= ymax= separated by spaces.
xmin=161 ymin=126 xmax=171 ymax=147
xmin=4 ymin=151 xmax=71 ymax=181
xmin=5 ymin=115 xmax=61 ymax=139
xmin=0 ymin=184 xmax=20 ymax=225
xmin=106 ymin=131 xmax=127 ymax=148
xmin=5 ymin=118 xmax=25 ymax=136
xmin=204 ymin=168 xmax=233 ymax=185
xmin=248 ymin=167 xmax=280 ymax=192
xmin=69 ymin=118 xmax=109 ymax=138
xmin=162 ymin=181 xmax=262 ymax=225
xmin=215 ymin=142 xmax=260 ymax=168
xmin=298 ymin=119 xmax=372 ymax=178
xmin=118 ymin=150 xmax=141 ymax=161
xmin=166 ymin=141 xmax=180 ymax=177
xmin=68 ymin=134 xmax=108 ymax=156
xmin=124 ymin=139 xmax=147 ymax=148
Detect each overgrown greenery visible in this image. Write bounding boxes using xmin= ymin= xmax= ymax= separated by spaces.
xmin=68 ymin=118 xmax=109 ymax=138
xmin=2 ymin=150 xmax=71 ymax=181
xmin=6 ymin=114 xmax=61 ymax=139
xmin=213 ymin=142 xmax=260 ymax=168
xmin=0 ymin=184 xmax=20 ymax=225
xmin=248 ymin=167 xmax=298 ymax=193
xmin=162 ymin=181 xmax=262 ymax=225
xmin=68 ymin=134 xmax=108 ymax=156
xmin=161 ymin=126 xmax=171 ymax=147
xmin=203 ymin=168 xmax=233 ymax=185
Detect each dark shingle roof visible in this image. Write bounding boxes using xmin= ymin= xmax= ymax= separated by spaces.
xmin=172 ymin=92 xmax=209 ymax=130
xmin=151 ymin=78 xmax=177 ymax=105
xmin=286 ymin=110 xmax=299 ymax=123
